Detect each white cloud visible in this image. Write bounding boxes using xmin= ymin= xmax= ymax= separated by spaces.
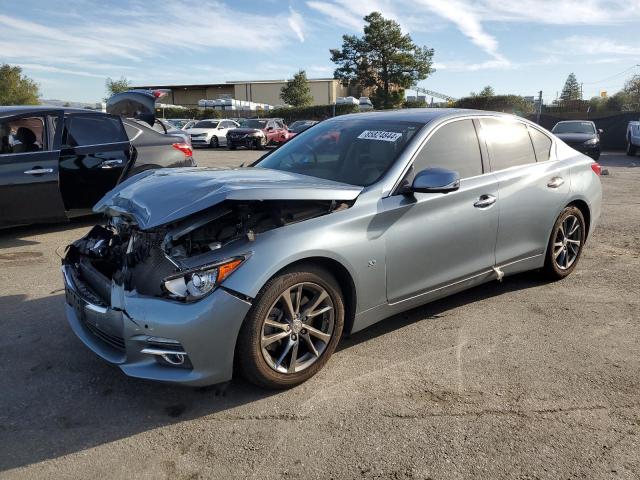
xmin=547 ymin=35 xmax=640 ymax=56
xmin=0 ymin=1 xmax=306 ymax=80
xmin=306 ymin=1 xmax=363 ymax=30
xmin=288 ymin=7 xmax=305 ymax=42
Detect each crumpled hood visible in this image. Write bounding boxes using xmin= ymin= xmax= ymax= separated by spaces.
xmin=94 ymin=167 xmax=362 ymax=229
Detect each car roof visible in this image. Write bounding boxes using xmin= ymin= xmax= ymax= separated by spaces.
xmin=555 ymin=120 xmax=595 ymax=124
xmin=335 ymin=108 xmax=514 ymax=124
xmin=0 ymin=105 xmax=104 ymax=116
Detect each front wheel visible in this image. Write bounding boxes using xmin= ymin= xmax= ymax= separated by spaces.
xmin=209 ymin=136 xmax=219 ymax=148
xmin=542 ymin=206 xmax=586 ymax=280
xmin=627 ymin=138 xmax=637 ymax=156
xmin=237 ymin=266 xmax=344 ymax=389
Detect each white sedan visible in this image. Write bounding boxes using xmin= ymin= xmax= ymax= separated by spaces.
xmin=185 ymin=119 xmax=240 ymax=148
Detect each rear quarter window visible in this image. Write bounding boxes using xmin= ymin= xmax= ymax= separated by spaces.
xmin=480 ymin=118 xmax=536 ymax=171
xmin=528 ymin=126 xmax=553 ymax=162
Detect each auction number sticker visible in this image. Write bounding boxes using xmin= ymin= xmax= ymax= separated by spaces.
xmin=357 ymin=130 xmax=403 ymax=142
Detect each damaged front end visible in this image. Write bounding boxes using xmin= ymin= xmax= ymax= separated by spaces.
xmin=61 ymin=195 xmax=354 ymax=385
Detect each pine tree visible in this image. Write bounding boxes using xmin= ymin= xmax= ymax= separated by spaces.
xmin=280 ymin=70 xmax=313 ymax=107
xmin=560 ymin=73 xmax=581 ymax=101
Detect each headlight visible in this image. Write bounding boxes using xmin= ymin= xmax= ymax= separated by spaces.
xmin=162 ymin=257 xmax=245 ymax=301
xmin=584 ymin=138 xmax=598 ymax=146
xmin=250 ymin=131 xmax=264 ymax=137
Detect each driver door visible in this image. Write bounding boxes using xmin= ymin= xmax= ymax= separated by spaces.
xmin=381 ymin=119 xmax=500 ymax=304
xmin=0 ymin=110 xmax=68 ymax=227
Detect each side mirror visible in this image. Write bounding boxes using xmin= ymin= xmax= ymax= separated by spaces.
xmin=597 ymin=128 xmax=604 ymax=134
xmin=267 ymin=126 xmax=274 ymax=131
xmin=411 ymin=167 xmax=460 ymax=194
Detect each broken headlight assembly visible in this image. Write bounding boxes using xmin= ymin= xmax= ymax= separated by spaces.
xmin=162 ymin=257 xmax=245 ymax=301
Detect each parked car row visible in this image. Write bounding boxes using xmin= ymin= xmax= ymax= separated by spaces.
xmin=181 ymin=117 xmax=318 ymax=150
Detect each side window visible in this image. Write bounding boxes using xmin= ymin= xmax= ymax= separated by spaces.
xmin=64 ymin=115 xmax=128 ymax=147
xmin=0 ymin=116 xmax=47 ymax=155
xmin=480 ymin=118 xmax=536 ymax=171
xmin=528 ymin=126 xmax=552 ymax=162
xmin=413 ymin=119 xmax=483 ymax=179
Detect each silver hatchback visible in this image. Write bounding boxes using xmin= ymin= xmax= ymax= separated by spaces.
xmin=62 ymin=109 xmax=602 ymax=389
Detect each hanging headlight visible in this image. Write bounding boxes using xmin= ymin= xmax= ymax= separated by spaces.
xmin=162 ymin=257 xmax=245 ymax=301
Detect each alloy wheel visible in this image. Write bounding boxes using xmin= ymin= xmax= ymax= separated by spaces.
xmin=553 ymin=214 xmax=582 ymax=270
xmin=260 ymin=282 xmax=334 ymax=374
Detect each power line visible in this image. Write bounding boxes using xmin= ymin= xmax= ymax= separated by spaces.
xmin=581 ymin=64 xmax=640 ymax=85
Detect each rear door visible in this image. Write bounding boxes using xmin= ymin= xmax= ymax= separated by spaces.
xmin=479 ymin=118 xmax=570 ymax=269
xmin=0 ymin=110 xmax=68 ymax=227
xmin=59 ymin=113 xmax=131 ymax=210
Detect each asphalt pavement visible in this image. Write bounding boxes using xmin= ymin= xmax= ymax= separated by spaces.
xmin=0 ymin=150 xmax=638 ymax=479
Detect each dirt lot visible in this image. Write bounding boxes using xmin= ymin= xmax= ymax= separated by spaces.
xmin=0 ymin=150 xmax=638 ymax=479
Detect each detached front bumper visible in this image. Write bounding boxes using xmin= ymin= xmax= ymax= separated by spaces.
xmin=62 ymin=264 xmax=252 ymax=386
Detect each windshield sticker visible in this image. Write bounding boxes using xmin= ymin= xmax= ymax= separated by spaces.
xmin=357 ymin=130 xmax=403 ymax=142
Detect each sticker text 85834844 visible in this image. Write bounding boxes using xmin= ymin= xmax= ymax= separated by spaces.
xmin=357 ymin=130 xmax=403 ymax=142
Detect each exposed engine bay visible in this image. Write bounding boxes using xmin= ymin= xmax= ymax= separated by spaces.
xmin=64 ymin=199 xmax=351 ymax=301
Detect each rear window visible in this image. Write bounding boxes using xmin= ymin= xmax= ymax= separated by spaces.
xmin=480 ymin=118 xmax=536 ymax=171
xmin=193 ymin=121 xmax=218 ymax=129
xmin=65 ymin=115 xmax=127 ymax=147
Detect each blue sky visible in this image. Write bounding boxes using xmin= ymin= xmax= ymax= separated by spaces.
xmin=1 ymin=0 xmax=639 ymax=104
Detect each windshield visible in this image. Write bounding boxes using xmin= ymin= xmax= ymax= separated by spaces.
xmin=244 ymin=119 xmax=268 ymax=129
xmin=255 ymin=118 xmax=424 ymax=186
xmin=193 ymin=121 xmax=219 ymax=129
xmin=289 ymin=121 xmax=315 ymax=133
xmin=552 ymin=122 xmax=595 ymax=134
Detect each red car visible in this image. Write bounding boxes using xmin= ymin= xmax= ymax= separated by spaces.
xmin=226 ymin=118 xmax=288 ymax=149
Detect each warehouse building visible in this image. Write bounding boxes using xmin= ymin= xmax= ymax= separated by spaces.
xmin=133 ymin=78 xmax=350 ymax=107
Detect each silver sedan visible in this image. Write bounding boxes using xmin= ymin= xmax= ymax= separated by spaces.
xmin=62 ymin=109 xmax=602 ymax=389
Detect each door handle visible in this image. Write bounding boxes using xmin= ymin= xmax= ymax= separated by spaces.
xmin=547 ymin=176 xmax=565 ymax=188
xmin=99 ymin=159 xmax=123 ymax=169
xmin=474 ymin=194 xmax=497 ymax=208
xmin=24 ymin=168 xmax=54 ymax=175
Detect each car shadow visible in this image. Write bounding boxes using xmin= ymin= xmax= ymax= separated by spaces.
xmin=0 ymin=273 xmax=542 ymax=471
xmin=598 ymin=153 xmax=638 ymax=168
xmin=0 ymin=216 xmax=98 ymax=249
xmin=340 ymin=272 xmax=543 ymax=349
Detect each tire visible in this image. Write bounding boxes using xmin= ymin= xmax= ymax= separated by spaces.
xmin=257 ymin=136 xmax=267 ymax=150
xmin=542 ymin=206 xmax=586 ymax=280
xmin=209 ymin=136 xmax=219 ymax=148
xmin=237 ymin=265 xmax=345 ymax=389
xmin=228 ymin=143 xmax=236 ymax=150
xmin=626 ymin=137 xmax=637 ymax=156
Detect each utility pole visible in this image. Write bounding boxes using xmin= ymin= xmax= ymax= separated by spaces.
xmin=580 ymin=82 xmax=583 ymax=99
xmin=536 ymin=90 xmax=543 ymax=125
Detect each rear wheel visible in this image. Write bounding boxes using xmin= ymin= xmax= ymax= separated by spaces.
xmin=237 ymin=266 xmax=344 ymax=389
xmin=542 ymin=206 xmax=586 ymax=280
xmin=209 ymin=136 xmax=219 ymax=148
xmin=627 ymin=137 xmax=637 ymax=156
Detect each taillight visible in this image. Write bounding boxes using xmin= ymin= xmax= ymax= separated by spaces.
xmin=172 ymin=143 xmax=193 ymax=157
xmin=591 ymin=162 xmax=602 ymax=176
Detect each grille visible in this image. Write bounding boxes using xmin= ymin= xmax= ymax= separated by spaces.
xmin=83 ymin=320 xmax=126 ymax=351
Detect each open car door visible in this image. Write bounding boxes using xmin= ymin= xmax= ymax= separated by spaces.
xmin=58 ymin=112 xmax=132 ymax=211
xmin=0 ymin=109 xmax=68 ymax=227
xmin=106 ymin=89 xmax=168 ymax=127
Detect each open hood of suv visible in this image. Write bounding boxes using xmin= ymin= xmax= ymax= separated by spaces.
xmin=93 ymin=167 xmax=363 ymax=229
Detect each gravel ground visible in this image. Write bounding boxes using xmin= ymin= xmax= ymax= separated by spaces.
xmin=0 ymin=150 xmax=638 ymax=479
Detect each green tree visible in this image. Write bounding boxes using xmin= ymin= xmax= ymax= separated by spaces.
xmin=330 ymin=12 xmax=434 ymax=109
xmin=0 ymin=64 xmax=40 ymax=105
xmin=280 ymin=70 xmax=314 ymax=107
xmin=623 ymin=74 xmax=640 ymax=108
xmin=560 ymin=73 xmax=581 ymax=101
xmin=606 ymin=91 xmax=630 ymax=111
xmin=470 ymin=85 xmax=495 ymax=97
xmin=105 ymin=76 xmax=131 ymax=98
